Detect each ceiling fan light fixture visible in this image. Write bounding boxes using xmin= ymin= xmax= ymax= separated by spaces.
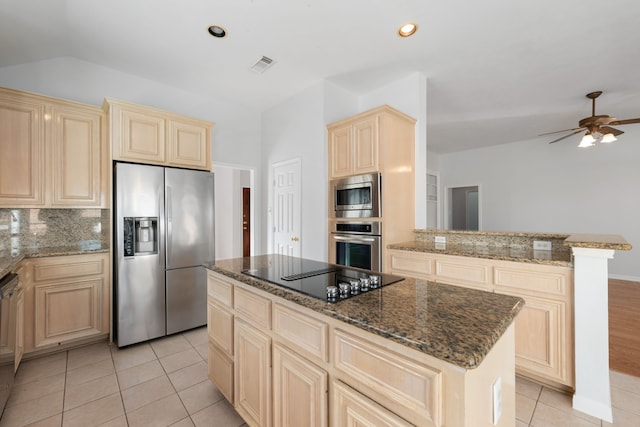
xmin=601 ymin=133 xmax=617 ymax=143
xmin=578 ymin=132 xmax=596 ymax=148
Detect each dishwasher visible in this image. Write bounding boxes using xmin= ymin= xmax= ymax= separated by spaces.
xmin=0 ymin=272 xmax=18 ymax=418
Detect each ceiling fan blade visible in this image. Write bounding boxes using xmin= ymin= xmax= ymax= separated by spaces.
xmin=599 ymin=126 xmax=624 ymax=136
xmin=608 ymin=118 xmax=640 ymax=126
xmin=539 ymin=127 xmax=584 ymax=136
xmin=548 ymin=129 xmax=584 ymax=144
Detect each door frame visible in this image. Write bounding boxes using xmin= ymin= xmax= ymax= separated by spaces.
xmin=444 ymin=184 xmax=482 ymax=230
xmin=213 ymin=161 xmax=257 ymax=257
xmin=270 ymin=158 xmax=302 ymax=257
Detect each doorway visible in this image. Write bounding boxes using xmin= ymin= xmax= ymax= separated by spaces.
xmin=213 ymin=163 xmax=256 ymax=260
xmin=448 ymin=185 xmax=480 ymax=230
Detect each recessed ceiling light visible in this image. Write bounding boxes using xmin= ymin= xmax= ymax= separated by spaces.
xmin=208 ymin=25 xmax=227 ymax=38
xmin=398 ymin=22 xmax=418 ymax=37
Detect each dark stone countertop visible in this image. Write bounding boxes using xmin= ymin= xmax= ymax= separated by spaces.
xmin=388 ymin=241 xmax=573 ymax=267
xmin=0 ymin=244 xmax=109 ymax=278
xmin=205 ymin=255 xmax=524 ymax=370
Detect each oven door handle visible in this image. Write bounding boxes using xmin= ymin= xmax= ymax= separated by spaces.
xmin=332 ymin=235 xmax=376 ymax=243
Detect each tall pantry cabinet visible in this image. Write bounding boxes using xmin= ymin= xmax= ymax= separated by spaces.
xmin=327 ymin=105 xmax=416 ymax=272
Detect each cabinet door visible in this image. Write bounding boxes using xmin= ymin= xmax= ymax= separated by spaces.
xmin=208 ymin=300 xmax=233 ymax=355
xmin=115 ymin=107 xmax=166 ymax=164
xmin=0 ymin=96 xmax=45 ymax=206
xmin=332 ymin=380 xmax=413 ymax=427
xmin=34 ymin=278 xmax=105 ymax=348
xmin=329 ymin=124 xmax=353 ymax=178
xmin=273 ymin=344 xmax=327 ymax=427
xmin=168 ymin=119 xmax=210 ymax=170
xmin=498 ymin=290 xmax=570 ymax=386
xmin=209 ymin=342 xmax=234 ymax=404
xmin=353 ymin=116 xmax=378 ymax=174
xmin=235 ymin=319 xmax=271 ymax=427
xmin=50 ymin=105 xmax=103 ymax=207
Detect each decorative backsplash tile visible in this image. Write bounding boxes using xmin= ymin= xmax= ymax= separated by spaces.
xmin=0 ymin=208 xmax=110 ymax=254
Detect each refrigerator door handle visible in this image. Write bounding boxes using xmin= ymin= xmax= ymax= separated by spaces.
xmin=158 ymin=189 xmax=164 ymax=266
xmin=166 ymin=186 xmax=172 ymax=262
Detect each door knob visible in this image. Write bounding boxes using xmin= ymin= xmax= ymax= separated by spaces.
xmin=291 ymin=236 xmax=299 ymax=242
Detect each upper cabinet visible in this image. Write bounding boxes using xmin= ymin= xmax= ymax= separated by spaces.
xmin=327 ymin=105 xmax=415 ymax=179
xmin=105 ymin=98 xmax=213 ymax=171
xmin=0 ymin=87 xmax=107 ymax=208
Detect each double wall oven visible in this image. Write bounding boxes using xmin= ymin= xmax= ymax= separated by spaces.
xmin=329 ymin=172 xmax=383 ymax=272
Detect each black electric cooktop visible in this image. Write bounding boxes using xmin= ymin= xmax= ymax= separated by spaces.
xmin=241 ymin=258 xmax=404 ymax=302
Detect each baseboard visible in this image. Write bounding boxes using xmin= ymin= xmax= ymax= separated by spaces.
xmin=609 ymin=273 xmax=640 ymax=282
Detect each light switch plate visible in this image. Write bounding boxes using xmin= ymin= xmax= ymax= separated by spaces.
xmin=533 ymin=240 xmax=552 ymax=251
xmin=435 ymin=236 xmax=446 ymax=243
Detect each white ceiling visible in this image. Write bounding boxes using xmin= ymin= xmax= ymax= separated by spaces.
xmin=2 ymin=0 xmax=640 ymax=153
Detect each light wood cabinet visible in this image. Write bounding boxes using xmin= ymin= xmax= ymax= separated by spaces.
xmin=388 ymin=248 xmax=574 ymax=389
xmin=0 ymin=87 xmax=107 ymax=208
xmin=0 ymin=92 xmax=45 ymax=206
xmin=207 ymin=269 xmax=515 ymax=427
xmin=273 ymin=343 xmax=328 ymax=427
xmin=332 ymin=380 xmax=412 ymax=427
xmin=235 ymin=318 xmax=271 ymax=427
xmin=105 ymin=98 xmax=213 ymax=171
xmin=22 ymin=253 xmax=110 ymax=354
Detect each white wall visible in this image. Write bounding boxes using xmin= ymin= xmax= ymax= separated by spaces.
xmin=438 ymin=134 xmax=640 ymax=279
xmin=261 ymin=83 xmax=329 ymax=260
xmin=0 ymin=56 xmax=264 ymax=256
xmin=359 ymin=72 xmax=428 ymax=228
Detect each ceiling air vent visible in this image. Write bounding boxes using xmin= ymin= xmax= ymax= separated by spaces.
xmin=250 ymin=56 xmax=275 ymax=74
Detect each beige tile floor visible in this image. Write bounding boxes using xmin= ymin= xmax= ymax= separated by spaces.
xmin=0 ymin=327 xmax=247 ymax=427
xmin=1 ymin=326 xmax=639 ymax=426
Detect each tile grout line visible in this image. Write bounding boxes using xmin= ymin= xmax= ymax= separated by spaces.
xmin=109 ymin=342 xmax=130 ymax=427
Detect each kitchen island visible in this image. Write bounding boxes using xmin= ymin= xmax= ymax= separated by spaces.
xmin=205 ymin=254 xmax=524 ymax=427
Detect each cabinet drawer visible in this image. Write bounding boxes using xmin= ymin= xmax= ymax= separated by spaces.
xmin=208 ymin=300 xmax=233 ymax=355
xmin=235 ymin=287 xmax=271 ymax=329
xmin=332 ymin=380 xmax=413 ymax=427
xmin=435 ymin=257 xmax=491 ymax=290
xmin=207 ymin=272 xmax=233 ymax=308
xmin=333 ymin=329 xmax=442 ymax=427
xmin=389 ymin=250 xmax=435 ymax=279
xmin=32 ymin=255 xmax=104 ymax=282
xmin=493 ymin=266 xmax=569 ymax=297
xmin=208 ymin=343 xmax=234 ymax=404
xmin=273 ymin=303 xmax=329 ymax=362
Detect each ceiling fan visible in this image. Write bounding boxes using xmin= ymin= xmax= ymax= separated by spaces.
xmin=542 ymin=91 xmax=640 ymax=147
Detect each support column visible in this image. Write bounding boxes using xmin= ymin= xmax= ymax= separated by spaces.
xmin=571 ymin=246 xmax=614 ymax=422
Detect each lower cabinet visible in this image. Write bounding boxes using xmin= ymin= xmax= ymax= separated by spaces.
xmin=22 ymin=253 xmax=110 ymax=354
xmin=332 ymin=380 xmax=412 ymax=427
xmin=388 ymin=248 xmax=574 ymax=389
xmin=235 ymin=318 xmax=271 ymax=427
xmin=207 ymin=270 xmax=511 ymax=427
xmin=273 ymin=343 xmax=328 ymax=427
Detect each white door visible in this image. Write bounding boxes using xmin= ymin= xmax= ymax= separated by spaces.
xmin=273 ymin=159 xmax=301 ymax=257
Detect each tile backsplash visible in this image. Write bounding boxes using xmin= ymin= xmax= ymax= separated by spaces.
xmin=0 ymin=208 xmax=110 ymax=253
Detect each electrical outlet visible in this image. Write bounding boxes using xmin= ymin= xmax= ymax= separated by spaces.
xmin=533 ymin=240 xmax=552 ymax=251
xmin=434 ymin=236 xmax=446 ymax=244
xmin=492 ymin=377 xmax=502 ymax=425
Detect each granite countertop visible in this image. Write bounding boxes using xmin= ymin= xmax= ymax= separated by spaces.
xmin=388 ymin=241 xmax=574 ymax=267
xmin=205 ymin=255 xmax=524 ymax=370
xmin=0 ymin=244 xmax=110 ymax=278
xmin=563 ymin=234 xmax=632 ymax=251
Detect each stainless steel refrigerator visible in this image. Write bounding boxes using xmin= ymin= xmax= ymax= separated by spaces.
xmin=114 ymin=162 xmax=214 ymax=347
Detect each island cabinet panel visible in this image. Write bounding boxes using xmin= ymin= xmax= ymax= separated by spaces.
xmin=234 ymin=286 xmax=271 ymax=329
xmin=387 ymin=248 xmax=574 ymax=389
xmin=273 ymin=343 xmax=328 ymax=427
xmin=105 ymin=98 xmax=213 ymax=171
xmin=208 ymin=342 xmax=234 ymax=404
xmin=22 ymin=253 xmax=110 ymax=355
xmin=272 ymin=302 xmax=329 ymax=363
xmin=332 ymin=380 xmax=413 ymax=427
xmin=235 ymin=318 xmax=271 ymax=427
xmin=333 ymin=329 xmax=443 ymax=427
xmin=207 ymin=300 xmax=233 ymax=355
xmin=207 ymin=271 xmax=233 ymax=308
